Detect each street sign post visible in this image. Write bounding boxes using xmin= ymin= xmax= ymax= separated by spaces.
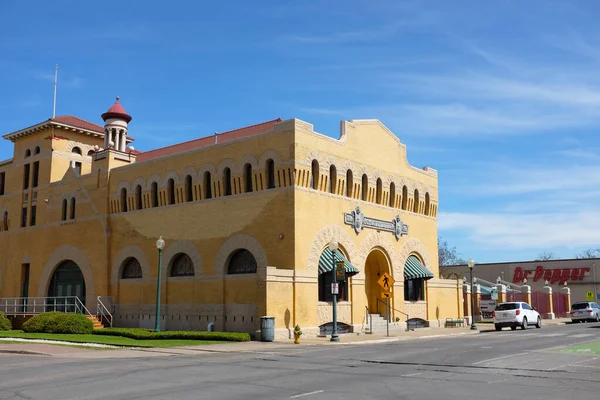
xmin=331 ymin=283 xmax=339 ymax=295
xmin=335 ymin=261 xmax=346 ymax=282
xmin=586 ymin=291 xmax=595 ymax=302
xmin=378 ymin=272 xmax=395 ymax=291
xmin=377 ymin=272 xmax=395 ymax=337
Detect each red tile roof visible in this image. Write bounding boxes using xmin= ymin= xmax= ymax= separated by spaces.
xmin=52 ymin=116 xmax=104 ymax=133
xmin=135 ymin=118 xmax=282 ymax=162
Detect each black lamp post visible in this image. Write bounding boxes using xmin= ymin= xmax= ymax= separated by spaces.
xmin=468 ymin=257 xmax=477 ymax=330
xmin=154 ymin=236 xmax=165 ymax=332
xmin=329 ymin=239 xmax=339 ymax=342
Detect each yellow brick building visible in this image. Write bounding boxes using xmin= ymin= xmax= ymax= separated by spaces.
xmin=0 ymin=98 xmax=463 ymax=337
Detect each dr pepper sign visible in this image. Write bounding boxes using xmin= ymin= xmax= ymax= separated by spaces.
xmin=512 ymin=265 xmax=590 ymax=285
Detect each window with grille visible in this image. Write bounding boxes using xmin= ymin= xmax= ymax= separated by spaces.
xmin=169 ymin=253 xmax=195 ymax=277
xmin=121 ymin=258 xmax=142 ymax=279
xmin=227 ymin=249 xmax=257 ymax=274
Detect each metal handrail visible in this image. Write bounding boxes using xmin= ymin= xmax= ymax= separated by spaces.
xmin=0 ymin=297 xmax=92 ymax=317
xmin=97 ymin=296 xmax=113 ymax=327
xmin=376 ymin=298 xmax=410 ymax=332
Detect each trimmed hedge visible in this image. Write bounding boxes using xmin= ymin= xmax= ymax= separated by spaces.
xmin=22 ymin=312 xmax=93 ymax=334
xmin=93 ymin=327 xmax=250 ymax=342
xmin=0 ymin=312 xmax=11 ymax=331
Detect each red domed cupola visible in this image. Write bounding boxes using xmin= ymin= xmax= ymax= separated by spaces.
xmin=101 ymin=96 xmax=132 ymax=123
xmin=101 ymin=96 xmax=132 ymax=151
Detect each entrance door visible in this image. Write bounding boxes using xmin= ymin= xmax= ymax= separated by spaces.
xmin=364 ymin=250 xmax=392 ymax=316
xmin=48 ymin=261 xmax=86 ymax=312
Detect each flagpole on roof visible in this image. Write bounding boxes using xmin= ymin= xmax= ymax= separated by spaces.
xmin=52 ymin=64 xmax=58 ymax=119
xmin=51 ymin=64 xmax=58 ymax=140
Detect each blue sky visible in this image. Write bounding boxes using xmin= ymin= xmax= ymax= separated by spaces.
xmin=1 ymin=0 xmax=599 ymax=263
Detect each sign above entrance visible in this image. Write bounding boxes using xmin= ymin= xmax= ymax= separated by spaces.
xmin=378 ymin=272 xmax=395 ymax=291
xmin=586 ymin=291 xmax=595 ymax=302
xmin=344 ymin=206 xmax=408 ymax=240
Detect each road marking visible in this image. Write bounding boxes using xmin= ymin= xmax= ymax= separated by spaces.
xmin=570 ymin=334 xmax=595 ymax=338
xmin=472 ymin=352 xmax=527 ymax=365
xmin=291 ymin=390 xmax=324 ymax=398
xmin=401 ymin=372 xmax=422 ymax=377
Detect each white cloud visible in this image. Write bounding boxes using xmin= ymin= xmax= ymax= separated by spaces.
xmin=452 ymin=164 xmax=600 ymax=196
xmin=439 ymin=210 xmax=600 ymax=249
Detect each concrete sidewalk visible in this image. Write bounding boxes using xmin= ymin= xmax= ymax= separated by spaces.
xmin=0 ymin=318 xmax=572 ymax=358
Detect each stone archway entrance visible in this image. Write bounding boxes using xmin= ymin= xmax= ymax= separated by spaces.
xmin=364 ymin=249 xmax=392 ymax=315
xmin=47 ymin=260 xmax=86 ymax=306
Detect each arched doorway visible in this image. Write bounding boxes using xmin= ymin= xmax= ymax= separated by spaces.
xmin=364 ymin=249 xmax=392 ymax=314
xmin=47 ymin=260 xmax=86 ymax=306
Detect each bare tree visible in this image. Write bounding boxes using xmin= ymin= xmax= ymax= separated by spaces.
xmin=575 ymin=248 xmax=600 ymax=259
xmin=438 ymin=237 xmax=467 ymax=279
xmin=535 ymin=251 xmax=558 ymax=261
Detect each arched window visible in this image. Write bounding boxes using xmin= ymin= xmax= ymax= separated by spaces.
xmin=227 ymin=249 xmax=257 ymax=274
xmin=376 ymin=178 xmax=382 ymax=204
xmin=121 ymin=257 xmax=142 ymax=279
xmin=72 ymin=147 xmax=82 ymax=155
xmin=402 ymin=185 xmax=408 ymax=210
xmin=329 ymin=165 xmax=337 ymax=194
xmin=346 ymin=170 xmax=353 ymax=197
xmin=61 ymin=199 xmax=68 ymax=221
xmin=266 ymin=159 xmax=275 ymax=189
xmin=185 ymin=175 xmax=193 ymax=202
xmin=120 ymin=188 xmax=128 ymax=212
xmin=3 ymin=211 xmax=8 ymax=231
xmin=244 ymin=164 xmax=253 ymax=193
xmin=151 ymin=182 xmax=159 ymax=207
xmin=389 ymin=182 xmax=396 ymax=208
xmin=169 ymin=253 xmax=195 ymax=277
xmin=167 ymin=178 xmax=175 ymax=205
xmin=87 ymin=149 xmax=94 ymax=156
xmin=135 ymin=185 xmax=143 ymax=210
xmin=70 ymin=197 xmax=76 ymax=219
xmin=204 ymin=171 xmax=212 ymax=199
xmin=361 ymin=174 xmax=368 ymax=201
xmin=425 ymin=192 xmax=430 ymax=216
xmin=223 ymin=168 xmax=232 ymax=196
xmin=24 ymin=149 xmax=31 ymax=158
xmin=413 ymin=189 xmax=420 ymax=213
xmin=34 ymin=146 xmax=40 ymax=155
xmin=311 ymin=160 xmax=319 ymax=190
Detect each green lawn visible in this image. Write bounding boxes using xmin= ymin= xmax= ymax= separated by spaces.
xmin=0 ymin=331 xmax=225 ymax=348
xmin=557 ymin=341 xmax=600 ymax=355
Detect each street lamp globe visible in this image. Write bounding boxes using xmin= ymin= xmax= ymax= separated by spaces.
xmin=328 ymin=239 xmax=338 ymax=252
xmin=156 ymin=236 xmax=165 ymax=250
xmin=467 ymin=258 xmax=475 ymax=270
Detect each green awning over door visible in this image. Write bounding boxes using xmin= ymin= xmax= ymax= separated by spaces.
xmin=404 ymin=255 xmax=434 ymax=280
xmin=318 ymin=248 xmax=359 ymax=277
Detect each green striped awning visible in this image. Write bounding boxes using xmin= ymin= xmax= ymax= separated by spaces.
xmin=318 ymin=248 xmax=359 ymax=277
xmin=404 ymin=255 xmax=434 ymax=280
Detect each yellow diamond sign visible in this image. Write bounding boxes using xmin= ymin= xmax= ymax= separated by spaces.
xmin=378 ymin=272 xmax=395 ymax=291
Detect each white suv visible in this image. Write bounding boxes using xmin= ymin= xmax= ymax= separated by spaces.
xmin=493 ymin=301 xmax=542 ymax=331
xmin=569 ymin=302 xmax=600 ymax=323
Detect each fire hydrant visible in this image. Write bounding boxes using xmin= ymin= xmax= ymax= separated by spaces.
xmin=294 ymin=325 xmax=303 ymax=344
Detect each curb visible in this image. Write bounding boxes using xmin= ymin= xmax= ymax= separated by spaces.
xmin=0 ymin=349 xmax=51 ymax=356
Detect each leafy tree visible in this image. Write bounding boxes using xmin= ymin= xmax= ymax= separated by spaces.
xmin=575 ymin=248 xmax=600 ymax=259
xmin=535 ymin=251 xmax=558 ymax=261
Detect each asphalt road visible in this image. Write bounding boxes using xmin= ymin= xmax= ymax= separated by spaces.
xmin=1 ymin=322 xmax=600 ymax=400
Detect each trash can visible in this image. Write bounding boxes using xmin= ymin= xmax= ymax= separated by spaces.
xmin=260 ymin=316 xmax=275 ymax=342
